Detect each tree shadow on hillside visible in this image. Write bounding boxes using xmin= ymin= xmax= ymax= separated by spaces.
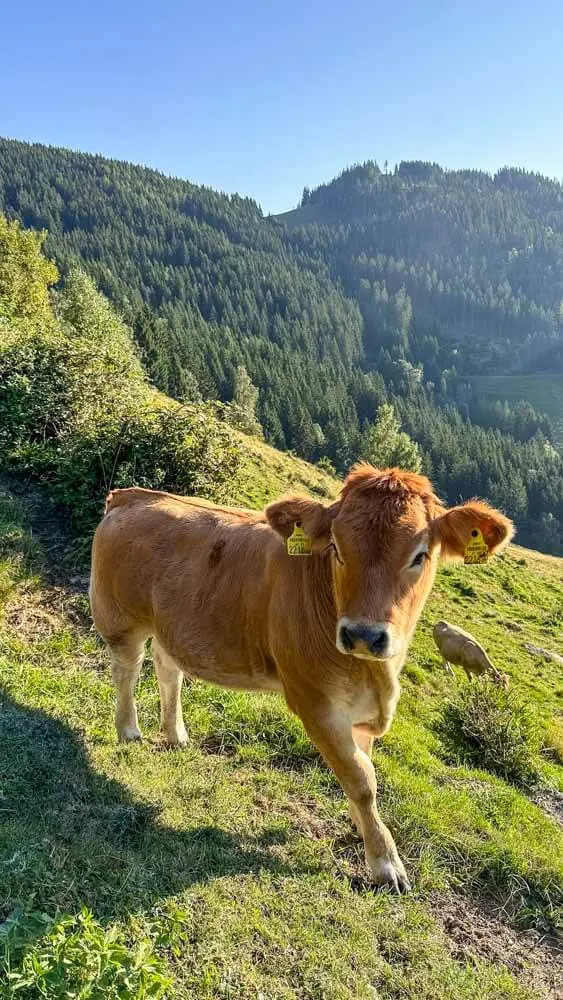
xmin=0 ymin=477 xmax=90 ymax=592
xmin=0 ymin=689 xmax=316 ymax=926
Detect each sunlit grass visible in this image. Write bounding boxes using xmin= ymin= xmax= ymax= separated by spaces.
xmin=0 ymin=484 xmax=561 ymax=998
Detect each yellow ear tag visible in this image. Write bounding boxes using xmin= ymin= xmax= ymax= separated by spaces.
xmin=464 ymin=528 xmax=489 ymax=565
xmin=287 ymin=523 xmax=312 ymax=556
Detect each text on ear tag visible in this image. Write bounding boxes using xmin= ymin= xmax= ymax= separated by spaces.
xmin=287 ymin=523 xmax=312 ymax=556
xmin=464 ymin=528 xmax=489 ymax=565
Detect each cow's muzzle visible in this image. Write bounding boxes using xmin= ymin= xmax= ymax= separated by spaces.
xmin=337 ymin=619 xmax=395 ymax=660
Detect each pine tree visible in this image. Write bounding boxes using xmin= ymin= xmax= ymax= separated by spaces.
xmin=361 ymin=404 xmax=422 ymax=472
xmin=225 ymin=365 xmax=263 ymax=437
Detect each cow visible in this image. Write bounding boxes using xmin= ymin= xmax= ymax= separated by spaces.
xmin=89 ymin=464 xmax=513 ymax=892
xmin=433 ymin=620 xmax=509 ymax=687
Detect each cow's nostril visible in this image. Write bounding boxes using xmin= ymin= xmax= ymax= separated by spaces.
xmin=340 ymin=625 xmax=355 ymax=652
xmin=370 ymin=629 xmax=389 ymax=654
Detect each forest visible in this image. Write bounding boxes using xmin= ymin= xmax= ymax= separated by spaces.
xmin=0 ymin=138 xmax=561 ymax=553
xmin=292 ymin=160 xmax=563 ymax=375
xmin=2 ymin=206 xmax=562 ymax=1000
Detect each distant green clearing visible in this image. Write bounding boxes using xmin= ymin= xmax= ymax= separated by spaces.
xmin=472 ymin=374 xmax=563 ymax=447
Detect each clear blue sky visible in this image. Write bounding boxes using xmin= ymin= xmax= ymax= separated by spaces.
xmin=2 ymin=1 xmax=563 ymax=213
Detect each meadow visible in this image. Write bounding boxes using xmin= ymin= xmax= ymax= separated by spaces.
xmin=0 ymin=461 xmax=561 ymax=999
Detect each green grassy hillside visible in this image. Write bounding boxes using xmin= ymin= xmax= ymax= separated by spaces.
xmin=231 ymin=432 xmax=338 ymax=507
xmin=1 ymin=208 xmax=562 ymax=997
xmin=1 ymin=443 xmax=562 ymax=998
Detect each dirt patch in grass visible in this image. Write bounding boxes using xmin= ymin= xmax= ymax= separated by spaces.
xmin=253 ymin=792 xmax=334 ymax=840
xmin=532 ymin=788 xmax=563 ymax=827
xmin=4 ymin=584 xmax=90 ymax=637
xmin=435 ymin=893 xmax=563 ymax=999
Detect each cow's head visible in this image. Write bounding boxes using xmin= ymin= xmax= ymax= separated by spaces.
xmin=266 ymin=464 xmax=513 ymax=663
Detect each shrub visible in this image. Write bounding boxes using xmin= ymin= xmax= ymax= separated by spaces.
xmin=542 ymin=718 xmax=563 ymax=765
xmin=0 ymin=216 xmax=58 ymax=329
xmin=317 ymin=455 xmax=336 ymax=476
xmin=0 ymin=259 xmax=241 ymax=536
xmin=0 ymin=908 xmax=170 ymax=998
xmin=50 ymin=399 xmax=241 ymax=532
xmin=437 ymin=679 xmax=543 ymax=786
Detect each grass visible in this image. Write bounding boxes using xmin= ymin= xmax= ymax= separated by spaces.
xmin=471 ymin=374 xmax=563 ymax=447
xmin=230 ymin=432 xmax=339 ymax=508
xmin=0 ymin=473 xmax=562 ymax=998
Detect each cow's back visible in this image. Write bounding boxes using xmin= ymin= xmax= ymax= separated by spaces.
xmin=90 ymin=488 xmax=283 ymax=690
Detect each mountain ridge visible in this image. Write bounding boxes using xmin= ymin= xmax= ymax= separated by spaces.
xmin=1 ymin=137 xmax=562 ymax=554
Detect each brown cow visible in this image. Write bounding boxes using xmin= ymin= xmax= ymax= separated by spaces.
xmin=89 ymin=464 xmax=513 ymax=892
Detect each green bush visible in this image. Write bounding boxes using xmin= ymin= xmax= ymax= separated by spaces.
xmin=0 ymin=216 xmax=58 ymax=329
xmin=542 ymin=718 xmax=563 ymax=765
xmin=317 ymin=455 xmax=336 ymax=476
xmin=0 ymin=230 xmax=241 ymax=536
xmin=51 ymin=399 xmax=241 ymax=532
xmin=437 ymin=680 xmax=543 ymax=787
xmin=0 ymin=320 xmax=240 ymax=534
xmin=0 ymin=908 xmax=170 ymax=998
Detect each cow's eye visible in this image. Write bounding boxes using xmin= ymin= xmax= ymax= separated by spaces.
xmin=409 ymin=550 xmax=428 ymax=569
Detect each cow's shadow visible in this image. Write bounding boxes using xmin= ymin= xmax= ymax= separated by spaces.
xmin=0 ymin=689 xmax=316 ymax=928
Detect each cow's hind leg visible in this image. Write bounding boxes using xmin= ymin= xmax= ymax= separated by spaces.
xmin=108 ymin=634 xmax=146 ymax=742
xmin=152 ymin=640 xmax=188 ymax=747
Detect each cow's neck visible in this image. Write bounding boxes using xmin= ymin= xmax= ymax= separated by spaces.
xmin=291 ymin=551 xmax=352 ymax=667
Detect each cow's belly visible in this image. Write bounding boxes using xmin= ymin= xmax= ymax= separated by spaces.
xmin=187 ymin=660 xmax=284 ymax=693
xmin=155 ymin=628 xmax=283 ymax=694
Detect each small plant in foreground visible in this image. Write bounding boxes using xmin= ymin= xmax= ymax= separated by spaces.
xmin=0 ymin=908 xmax=171 ymax=999
xmin=437 ymin=679 xmax=543 ymax=787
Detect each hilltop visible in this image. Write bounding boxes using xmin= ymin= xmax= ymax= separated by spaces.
xmin=279 ymin=159 xmax=563 ymax=450
xmin=280 ymin=160 xmax=563 ymax=375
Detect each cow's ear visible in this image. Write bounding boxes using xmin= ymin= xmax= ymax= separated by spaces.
xmin=434 ymin=501 xmax=514 ymax=560
xmin=265 ymin=496 xmax=336 ymax=547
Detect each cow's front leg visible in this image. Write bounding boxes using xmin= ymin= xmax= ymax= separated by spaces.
xmin=348 ymin=726 xmax=375 ymax=834
xmin=292 ymin=699 xmax=410 ymax=892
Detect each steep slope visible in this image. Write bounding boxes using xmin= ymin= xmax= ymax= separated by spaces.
xmin=1 ymin=201 xmax=562 ymax=996
xmin=0 ymin=137 xmax=364 ymax=456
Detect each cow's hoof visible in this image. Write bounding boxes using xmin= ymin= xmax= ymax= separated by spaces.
xmin=163 ymin=727 xmax=188 ymax=748
xmin=118 ymin=726 xmax=143 ymax=742
xmin=371 ymin=857 xmax=411 ymax=894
